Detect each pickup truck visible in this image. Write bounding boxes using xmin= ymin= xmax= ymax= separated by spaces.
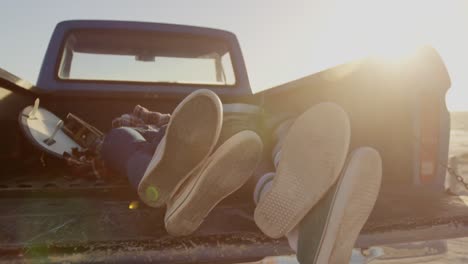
xmin=0 ymin=20 xmax=463 ymax=263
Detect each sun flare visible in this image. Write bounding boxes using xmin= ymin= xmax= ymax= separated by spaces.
xmin=310 ymin=0 xmax=467 ymax=110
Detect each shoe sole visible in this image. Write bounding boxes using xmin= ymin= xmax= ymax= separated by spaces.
xmin=297 ymin=147 xmax=382 ymax=264
xmin=137 ymin=90 xmax=223 ymax=207
xmin=254 ymin=102 xmax=350 ymax=238
xmin=165 ymin=130 xmax=263 ymax=236
xmin=326 ymin=147 xmax=382 ymax=263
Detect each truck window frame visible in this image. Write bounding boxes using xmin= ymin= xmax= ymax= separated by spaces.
xmin=54 ymin=29 xmax=240 ymax=89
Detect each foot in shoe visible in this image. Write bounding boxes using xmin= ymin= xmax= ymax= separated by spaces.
xmin=296 ymin=147 xmax=382 ymax=264
xmin=254 ymin=102 xmax=350 ymax=238
xmin=165 ymin=130 xmax=263 ymax=236
xmin=137 ymin=89 xmax=223 ymax=207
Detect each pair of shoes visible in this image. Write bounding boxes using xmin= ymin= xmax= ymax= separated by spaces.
xmin=254 ymin=103 xmax=382 ymax=263
xmin=137 ymin=89 xmax=263 ymax=236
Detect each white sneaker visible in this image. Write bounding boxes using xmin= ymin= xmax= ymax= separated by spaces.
xmin=296 ymin=147 xmax=382 ymax=264
xmin=137 ymin=89 xmax=223 ymax=207
xmin=165 ymin=130 xmax=263 ymax=236
xmin=254 ymin=102 xmax=351 ymax=238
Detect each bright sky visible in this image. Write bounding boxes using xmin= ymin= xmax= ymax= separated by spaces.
xmin=1 ymin=0 xmax=468 ymax=110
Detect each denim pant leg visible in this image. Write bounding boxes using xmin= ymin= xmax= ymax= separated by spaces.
xmin=100 ymin=127 xmax=157 ymax=188
xmin=101 ymin=127 xmax=150 ymax=177
xmin=126 ymin=151 xmax=152 ymax=189
xmin=132 ymin=125 xmax=167 ymax=154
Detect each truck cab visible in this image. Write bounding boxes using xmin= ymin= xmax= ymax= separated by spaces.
xmin=0 ymin=20 xmax=464 ymax=263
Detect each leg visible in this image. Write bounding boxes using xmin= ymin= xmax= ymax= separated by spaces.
xmin=100 ymin=127 xmax=151 ymax=178
xmin=126 ymin=150 xmax=153 ymax=190
xmin=132 ymin=125 xmax=168 ymax=153
xmin=254 ymin=102 xmax=382 ymax=263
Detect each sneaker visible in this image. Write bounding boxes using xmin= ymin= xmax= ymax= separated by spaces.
xmin=254 ymin=102 xmax=350 ymax=238
xmin=137 ymin=89 xmax=223 ymax=207
xmin=164 ymin=130 xmax=263 ymax=236
xmin=254 ymin=172 xmax=301 ymax=252
xmin=296 ymin=147 xmax=382 ymax=264
xmin=253 ymin=172 xmax=276 ymax=205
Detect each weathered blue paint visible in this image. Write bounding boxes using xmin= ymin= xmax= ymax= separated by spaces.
xmin=37 ymin=20 xmax=252 ymax=97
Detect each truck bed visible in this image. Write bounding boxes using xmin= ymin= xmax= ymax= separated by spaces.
xmin=1 ymin=187 xmax=468 ymax=263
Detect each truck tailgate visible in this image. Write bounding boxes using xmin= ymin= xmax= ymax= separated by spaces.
xmin=1 ymin=191 xmax=468 ymax=263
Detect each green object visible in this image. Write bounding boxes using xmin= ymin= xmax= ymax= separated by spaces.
xmin=145 ymin=186 xmax=159 ymax=202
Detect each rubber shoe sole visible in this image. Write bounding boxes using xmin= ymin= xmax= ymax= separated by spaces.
xmin=254 ymin=102 xmax=350 ymax=238
xmin=297 ymin=147 xmax=382 ymax=264
xmin=165 ymin=130 xmax=263 ymax=236
xmin=137 ymin=89 xmax=223 ymax=207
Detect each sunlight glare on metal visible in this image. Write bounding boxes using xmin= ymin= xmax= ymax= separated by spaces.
xmin=374 ymin=44 xmax=418 ymax=65
xmin=321 ymin=61 xmax=362 ymax=82
xmin=128 ymin=201 xmax=139 ymax=210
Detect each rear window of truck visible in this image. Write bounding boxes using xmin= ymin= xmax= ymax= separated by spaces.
xmin=57 ymin=29 xmax=236 ymax=86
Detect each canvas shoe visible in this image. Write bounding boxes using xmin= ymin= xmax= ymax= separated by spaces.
xmin=296 ymin=147 xmax=382 ymax=264
xmin=255 ymin=172 xmax=305 ymax=252
xmin=165 ymin=130 xmax=263 ymax=236
xmin=138 ymin=89 xmax=223 ymax=207
xmin=254 ymin=102 xmax=350 ymax=239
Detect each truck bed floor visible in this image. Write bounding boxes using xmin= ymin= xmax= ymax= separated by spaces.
xmin=1 ymin=187 xmax=468 ymax=263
